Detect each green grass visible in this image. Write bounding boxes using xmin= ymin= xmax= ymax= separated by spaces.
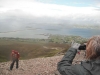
xmin=0 ymin=56 xmax=7 ymax=62
xmin=0 ymin=39 xmax=69 ymax=62
xmin=0 ymin=36 xmax=87 ymax=62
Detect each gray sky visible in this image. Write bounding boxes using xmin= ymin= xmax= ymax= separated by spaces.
xmin=0 ymin=0 xmax=100 ymax=38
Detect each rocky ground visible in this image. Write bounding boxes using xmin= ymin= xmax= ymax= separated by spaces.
xmin=0 ymin=51 xmax=85 ymax=75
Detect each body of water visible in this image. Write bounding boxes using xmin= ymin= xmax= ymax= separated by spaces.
xmin=0 ymin=27 xmax=100 ymax=39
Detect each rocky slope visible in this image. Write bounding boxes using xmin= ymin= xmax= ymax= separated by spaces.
xmin=0 ymin=51 xmax=85 ymax=75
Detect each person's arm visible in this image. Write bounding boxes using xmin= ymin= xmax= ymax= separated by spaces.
xmin=57 ymin=43 xmax=80 ymax=75
xmin=57 ymin=48 xmax=77 ymax=75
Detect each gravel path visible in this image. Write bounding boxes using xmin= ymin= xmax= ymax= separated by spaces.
xmin=0 ymin=51 xmax=85 ymax=75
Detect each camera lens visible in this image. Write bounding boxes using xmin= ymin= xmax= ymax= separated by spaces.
xmin=78 ymin=44 xmax=86 ymax=50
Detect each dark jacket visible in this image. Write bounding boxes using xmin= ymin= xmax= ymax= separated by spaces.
xmin=57 ymin=48 xmax=100 ymax=75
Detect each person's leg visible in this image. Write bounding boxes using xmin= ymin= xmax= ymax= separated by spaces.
xmin=16 ymin=59 xmax=19 ymax=69
xmin=10 ymin=60 xmax=15 ymax=70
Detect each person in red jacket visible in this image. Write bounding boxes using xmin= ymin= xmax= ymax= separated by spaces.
xmin=10 ymin=50 xmax=20 ymax=70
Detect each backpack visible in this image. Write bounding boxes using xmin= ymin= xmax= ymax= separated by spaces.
xmin=11 ymin=50 xmax=20 ymax=59
xmin=14 ymin=51 xmax=20 ymax=58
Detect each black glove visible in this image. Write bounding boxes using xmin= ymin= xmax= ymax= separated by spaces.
xmin=78 ymin=44 xmax=86 ymax=50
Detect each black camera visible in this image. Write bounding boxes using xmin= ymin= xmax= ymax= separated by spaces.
xmin=78 ymin=44 xmax=86 ymax=50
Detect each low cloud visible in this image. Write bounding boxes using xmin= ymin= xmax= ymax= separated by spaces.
xmin=0 ymin=0 xmax=100 ymax=38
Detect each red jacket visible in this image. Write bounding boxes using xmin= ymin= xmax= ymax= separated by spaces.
xmin=11 ymin=50 xmax=20 ymax=59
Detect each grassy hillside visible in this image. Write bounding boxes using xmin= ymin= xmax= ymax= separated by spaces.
xmin=0 ymin=38 xmax=70 ymax=62
xmin=0 ymin=35 xmax=88 ymax=62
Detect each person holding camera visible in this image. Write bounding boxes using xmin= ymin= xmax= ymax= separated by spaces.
xmin=57 ymin=35 xmax=100 ymax=75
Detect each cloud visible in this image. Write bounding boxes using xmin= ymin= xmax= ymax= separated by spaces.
xmin=0 ymin=0 xmax=100 ymax=38
xmin=91 ymin=0 xmax=100 ymax=7
xmin=0 ymin=0 xmax=99 ymax=17
xmin=0 ymin=0 xmax=100 ymax=31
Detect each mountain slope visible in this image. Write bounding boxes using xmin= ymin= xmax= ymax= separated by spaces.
xmin=0 ymin=51 xmax=85 ymax=75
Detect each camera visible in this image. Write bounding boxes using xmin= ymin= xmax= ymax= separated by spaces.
xmin=78 ymin=44 xmax=86 ymax=50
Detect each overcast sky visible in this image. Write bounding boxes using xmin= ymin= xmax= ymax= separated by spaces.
xmin=0 ymin=0 xmax=100 ymax=38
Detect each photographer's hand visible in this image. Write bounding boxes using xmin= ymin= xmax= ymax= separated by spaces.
xmin=71 ymin=42 xmax=80 ymax=50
